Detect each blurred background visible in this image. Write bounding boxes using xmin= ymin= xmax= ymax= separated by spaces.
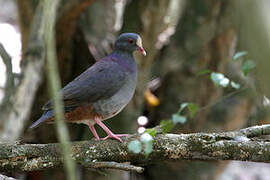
xmin=1 ymin=0 xmax=270 ymax=179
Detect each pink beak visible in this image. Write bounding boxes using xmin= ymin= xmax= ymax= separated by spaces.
xmin=138 ymin=47 xmax=147 ymax=56
xmin=136 ymin=37 xmax=146 ymax=56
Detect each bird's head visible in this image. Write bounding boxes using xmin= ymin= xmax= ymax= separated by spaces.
xmin=114 ymin=33 xmax=146 ymax=56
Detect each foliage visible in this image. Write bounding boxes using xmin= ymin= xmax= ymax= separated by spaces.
xmin=231 ymin=81 xmax=240 ymax=89
xmin=128 ymin=140 xmax=142 ymax=153
xmin=197 ymin=69 xmax=211 ymax=76
xmin=160 ymin=120 xmax=175 ymax=134
xmin=210 ymin=72 xmax=230 ymax=87
xmin=145 ymin=128 xmax=157 ymax=137
xmin=128 ymin=133 xmax=153 ymax=157
xmin=172 ymin=114 xmax=186 ymax=124
xmin=242 ymin=60 xmax=256 ymax=76
xmin=178 ymin=103 xmax=198 ymax=118
xmin=140 ymin=133 xmax=153 ymax=157
xmin=128 ymin=102 xmax=199 ymax=156
xmin=128 ymin=50 xmax=256 ymax=157
xmin=233 ymin=51 xmax=256 ymax=76
xmin=232 ymin=51 xmax=247 ymax=61
xmin=198 ymin=51 xmax=256 ymax=90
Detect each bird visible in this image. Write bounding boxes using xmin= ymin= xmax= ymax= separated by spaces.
xmin=29 ymin=33 xmax=146 ymax=142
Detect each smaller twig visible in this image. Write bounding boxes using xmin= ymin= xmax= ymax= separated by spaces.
xmin=43 ymin=0 xmax=77 ymax=180
xmin=83 ymin=161 xmax=144 ymax=173
xmin=197 ymin=86 xmax=249 ymax=113
xmin=0 ymin=43 xmax=14 ymax=106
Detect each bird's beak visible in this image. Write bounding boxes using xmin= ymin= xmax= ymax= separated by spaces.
xmin=136 ymin=37 xmax=146 ymax=56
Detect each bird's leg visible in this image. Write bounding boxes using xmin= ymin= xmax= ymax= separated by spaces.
xmin=88 ymin=122 xmax=100 ymax=140
xmin=94 ymin=116 xmax=128 ymax=142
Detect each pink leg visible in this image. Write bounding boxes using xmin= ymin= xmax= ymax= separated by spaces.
xmin=102 ymin=134 xmax=129 ymax=141
xmin=88 ymin=123 xmax=100 ymax=140
xmin=94 ymin=116 xmax=129 ymax=142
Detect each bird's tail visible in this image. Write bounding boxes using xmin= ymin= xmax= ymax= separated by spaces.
xmin=29 ymin=110 xmax=54 ymax=129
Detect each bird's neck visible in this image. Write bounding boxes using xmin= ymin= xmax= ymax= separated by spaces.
xmin=112 ymin=49 xmax=133 ymax=59
xmin=110 ymin=50 xmax=137 ymax=73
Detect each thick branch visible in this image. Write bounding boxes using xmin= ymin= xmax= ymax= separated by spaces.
xmin=1 ymin=124 xmax=270 ymax=172
xmin=240 ymin=124 xmax=270 ymax=137
xmin=55 ymin=0 xmax=95 ymax=83
xmin=58 ymin=0 xmax=96 ymax=18
xmin=16 ymin=0 xmax=34 ymax=53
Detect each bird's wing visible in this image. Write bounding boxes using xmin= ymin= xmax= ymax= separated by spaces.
xmin=43 ymin=58 xmax=127 ymax=110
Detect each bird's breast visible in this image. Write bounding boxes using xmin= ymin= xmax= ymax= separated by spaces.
xmin=93 ymin=73 xmax=137 ymax=120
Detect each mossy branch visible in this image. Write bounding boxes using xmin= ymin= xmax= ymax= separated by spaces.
xmin=1 ymin=124 xmax=270 ymax=173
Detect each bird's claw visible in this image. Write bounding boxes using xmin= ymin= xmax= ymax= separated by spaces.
xmin=102 ymin=134 xmax=129 ymax=142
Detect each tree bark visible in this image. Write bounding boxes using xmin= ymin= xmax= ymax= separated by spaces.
xmin=1 ymin=125 xmax=270 ymax=172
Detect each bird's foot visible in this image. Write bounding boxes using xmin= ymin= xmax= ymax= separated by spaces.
xmin=94 ymin=116 xmax=128 ymax=142
xmin=88 ymin=123 xmax=100 ymax=140
xmin=102 ymin=134 xmax=129 ymax=142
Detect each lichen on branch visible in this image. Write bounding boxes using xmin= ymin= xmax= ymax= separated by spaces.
xmin=1 ymin=124 xmax=270 ymax=172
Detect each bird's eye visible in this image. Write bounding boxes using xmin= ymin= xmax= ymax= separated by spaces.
xmin=128 ymin=39 xmax=134 ymax=44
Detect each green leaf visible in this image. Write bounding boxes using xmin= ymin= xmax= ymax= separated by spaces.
xmin=233 ymin=51 xmax=247 ymax=61
xmin=231 ymin=81 xmax=240 ymax=89
xmin=197 ymin=69 xmax=211 ymax=76
xmin=128 ymin=140 xmax=142 ymax=154
xmin=210 ymin=72 xmax=229 ymax=87
xmin=140 ymin=133 xmax=154 ymax=158
xmin=145 ymin=128 xmax=157 ymax=137
xmin=140 ymin=133 xmax=153 ymax=143
xmin=242 ymin=60 xmax=256 ymax=76
xmin=211 ymin=72 xmax=224 ymax=86
xmin=172 ymin=114 xmax=186 ymax=124
xmin=179 ymin=103 xmax=189 ymax=113
xmin=186 ymin=103 xmax=199 ymax=118
xmin=219 ymin=77 xmax=229 ymax=87
xmin=178 ymin=103 xmax=198 ymax=118
xmin=160 ymin=120 xmax=174 ymax=134
xmin=144 ymin=141 xmax=153 ymax=158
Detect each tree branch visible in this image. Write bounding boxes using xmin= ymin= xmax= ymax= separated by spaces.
xmin=0 ymin=174 xmax=17 ymax=180
xmin=43 ymin=0 xmax=77 ymax=179
xmin=16 ymin=0 xmax=34 ymax=53
xmin=1 ymin=124 xmax=270 ymax=172
xmin=0 ymin=2 xmax=46 ymax=142
xmin=82 ymin=162 xmax=144 ymax=173
xmin=0 ymin=43 xmax=14 ymax=107
xmin=240 ymin=124 xmax=270 ymax=137
xmin=58 ymin=0 xmax=96 ymax=18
